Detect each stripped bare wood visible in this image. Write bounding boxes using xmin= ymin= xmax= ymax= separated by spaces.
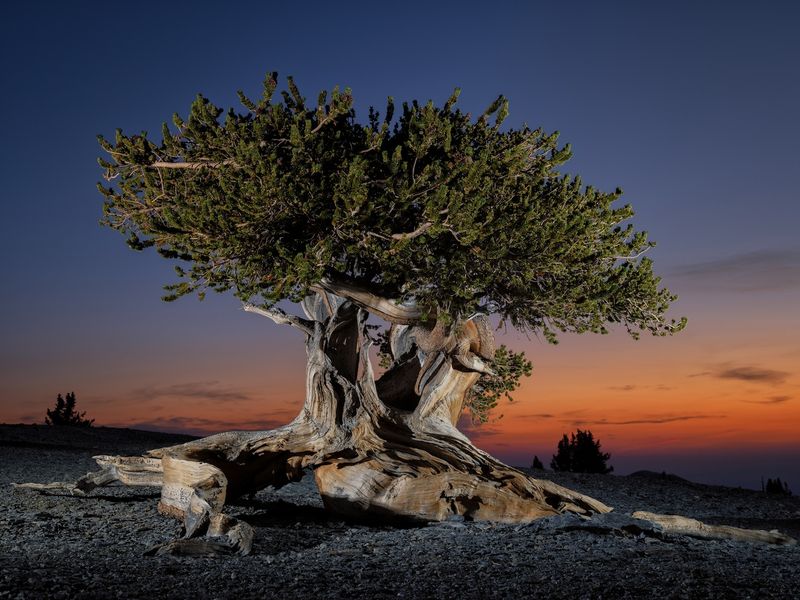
xmin=13 ymin=455 xmax=163 ymax=495
xmin=633 ymin=511 xmax=797 ymax=545
xmin=146 ymin=513 xmax=254 ymax=557
xmin=390 ymin=221 xmax=432 ymax=240
xmin=318 ymin=275 xmax=422 ymax=324
xmin=149 ymin=159 xmax=236 ymax=169
xmin=157 ymin=457 xmax=226 ymax=519
xmin=93 ymin=455 xmax=163 ymax=486
xmin=242 ymin=303 xmax=314 ymax=335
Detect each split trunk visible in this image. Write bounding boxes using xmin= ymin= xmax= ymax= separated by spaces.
xmin=152 ymin=292 xmax=609 ymax=525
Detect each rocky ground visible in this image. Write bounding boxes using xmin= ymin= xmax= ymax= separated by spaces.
xmin=1 ymin=424 xmax=798 ymax=599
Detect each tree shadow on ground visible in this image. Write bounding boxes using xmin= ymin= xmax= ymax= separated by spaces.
xmin=233 ymin=498 xmax=427 ymax=556
xmin=88 ymin=492 xmax=161 ymax=503
xmin=234 ymin=499 xmax=332 ymax=526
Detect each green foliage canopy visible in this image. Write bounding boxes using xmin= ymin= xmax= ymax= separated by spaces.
xmin=98 ymin=74 xmax=685 ymax=342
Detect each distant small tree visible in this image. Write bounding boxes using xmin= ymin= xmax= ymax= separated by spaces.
xmin=45 ymin=392 xmax=94 ymax=427
xmin=765 ymin=477 xmax=792 ymax=496
xmin=531 ymin=455 xmax=545 ymax=470
xmin=550 ymin=429 xmax=613 ymax=474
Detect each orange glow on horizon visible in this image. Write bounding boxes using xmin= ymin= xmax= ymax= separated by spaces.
xmin=3 ymin=289 xmax=798 ymax=486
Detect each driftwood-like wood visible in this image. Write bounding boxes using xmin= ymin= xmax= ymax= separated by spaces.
xmin=16 ymin=291 xmax=795 ymax=553
xmin=632 ymin=511 xmax=797 ymax=546
xmin=14 ymin=455 xmax=163 ymax=495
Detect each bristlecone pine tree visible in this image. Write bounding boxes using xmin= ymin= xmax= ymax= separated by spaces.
xmin=20 ymin=74 xmax=700 ymax=555
xmin=45 ymin=392 xmax=94 ymax=427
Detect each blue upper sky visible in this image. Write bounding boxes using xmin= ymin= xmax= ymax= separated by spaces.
xmin=3 ymin=2 xmax=798 ymax=303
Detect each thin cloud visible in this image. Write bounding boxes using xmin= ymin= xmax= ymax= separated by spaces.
xmin=670 ymin=248 xmax=800 ymax=292
xmin=602 ymin=415 xmax=725 ymax=425
xmin=130 ymin=381 xmax=251 ymax=403
xmin=119 ymin=415 xmax=289 ymax=436
xmin=607 ymin=384 xmax=673 ymax=392
xmin=742 ymin=395 xmax=791 ymax=405
xmin=516 ymin=413 xmax=556 ymax=420
xmin=568 ymin=414 xmax=725 ymax=426
xmin=714 ymin=366 xmax=789 ymax=385
xmin=690 ymin=364 xmax=791 ymax=386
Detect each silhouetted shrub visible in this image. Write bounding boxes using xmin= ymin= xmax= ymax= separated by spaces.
xmin=765 ymin=477 xmax=792 ymax=496
xmin=45 ymin=392 xmax=94 ymax=427
xmin=550 ymin=429 xmax=613 ymax=474
xmin=531 ymin=455 xmax=545 ymax=470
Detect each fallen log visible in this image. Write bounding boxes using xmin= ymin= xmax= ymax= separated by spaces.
xmin=633 ymin=511 xmax=797 ymax=546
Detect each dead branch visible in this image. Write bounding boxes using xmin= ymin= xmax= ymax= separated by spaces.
xmin=242 ymin=303 xmax=314 ymax=335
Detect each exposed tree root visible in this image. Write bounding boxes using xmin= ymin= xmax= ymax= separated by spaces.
xmin=632 ymin=511 xmax=796 ymax=546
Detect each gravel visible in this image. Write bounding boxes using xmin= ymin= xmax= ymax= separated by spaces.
xmin=1 ymin=424 xmax=798 ymax=599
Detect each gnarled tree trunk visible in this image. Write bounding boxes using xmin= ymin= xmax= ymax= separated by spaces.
xmin=157 ymin=291 xmax=606 ymax=530
xmin=18 ymin=290 xmax=614 ymax=554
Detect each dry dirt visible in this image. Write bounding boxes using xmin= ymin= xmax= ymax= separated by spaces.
xmin=1 ymin=424 xmax=798 ymax=599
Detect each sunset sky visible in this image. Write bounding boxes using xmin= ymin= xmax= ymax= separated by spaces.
xmin=1 ymin=2 xmax=798 ymax=489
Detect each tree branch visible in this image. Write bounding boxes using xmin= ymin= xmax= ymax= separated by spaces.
xmin=310 ymin=115 xmax=334 ymax=134
xmin=391 ymin=222 xmax=432 ymax=241
xmin=318 ymin=274 xmax=424 ymax=325
xmin=242 ymin=303 xmax=314 ymax=335
xmin=149 ymin=159 xmax=237 ymax=170
xmin=610 ymin=247 xmax=651 ymax=261
xmin=368 ymin=209 xmax=448 ymax=243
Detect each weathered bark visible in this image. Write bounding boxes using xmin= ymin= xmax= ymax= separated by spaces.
xmin=632 ymin=511 xmax=796 ymax=546
xmin=16 ymin=290 xmax=794 ymax=553
xmin=13 ymin=455 xmax=163 ymax=495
